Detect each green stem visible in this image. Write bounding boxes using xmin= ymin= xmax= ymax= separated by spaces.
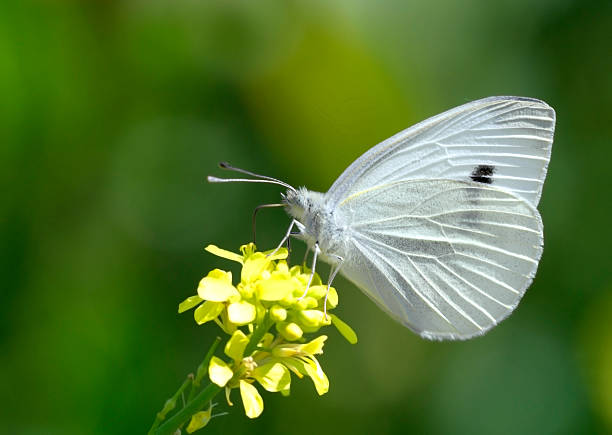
xmin=148 ymin=376 xmax=193 ymax=434
xmin=148 ymin=336 xmax=223 ymax=435
xmin=187 ymin=336 xmax=222 ymax=402
xmin=153 ymin=383 xmax=223 ymax=435
xmin=243 ymin=314 xmax=273 ymax=357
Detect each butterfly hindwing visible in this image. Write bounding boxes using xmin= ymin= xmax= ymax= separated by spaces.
xmin=337 ymin=179 xmax=543 ymax=340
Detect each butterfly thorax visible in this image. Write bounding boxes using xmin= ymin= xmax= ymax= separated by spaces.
xmin=283 ymin=187 xmax=348 ymax=264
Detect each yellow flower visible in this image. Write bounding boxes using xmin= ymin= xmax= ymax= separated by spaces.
xmin=178 ymin=243 xmax=358 ymax=421
xmin=269 ymin=335 xmax=330 ymax=395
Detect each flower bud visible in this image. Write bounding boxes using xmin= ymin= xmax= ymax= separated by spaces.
xmin=298 ymin=309 xmax=326 ymax=328
xmin=270 ymin=305 xmax=287 ymax=322
xmin=297 ymin=297 xmax=318 ymax=310
xmin=277 ymin=322 xmax=303 ymax=341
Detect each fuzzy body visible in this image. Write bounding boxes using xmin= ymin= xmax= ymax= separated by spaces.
xmin=283 ymin=187 xmax=348 ymax=265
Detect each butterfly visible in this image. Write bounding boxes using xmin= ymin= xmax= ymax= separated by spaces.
xmin=209 ymin=96 xmax=555 ymax=340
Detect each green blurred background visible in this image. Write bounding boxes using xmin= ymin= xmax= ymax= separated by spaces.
xmin=2 ymin=0 xmax=612 ymax=433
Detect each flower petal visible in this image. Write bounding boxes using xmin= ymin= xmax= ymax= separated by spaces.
xmin=219 ymin=308 xmax=237 ymax=335
xmin=257 ymin=278 xmax=295 ymax=301
xmin=275 ymin=260 xmax=289 ymax=273
xmin=271 ymin=344 xmax=300 ymax=358
xmin=241 ymin=254 xmax=271 ymax=283
xmin=280 ymin=357 xmax=306 ymax=378
xmin=227 ymin=301 xmax=256 ymax=325
xmin=194 ymin=301 xmax=224 ymax=325
xmin=178 ymin=295 xmax=203 ymax=313
xmin=252 ymin=362 xmax=291 ymax=393
xmin=301 ymin=335 xmax=328 ymax=355
xmin=225 ymin=330 xmax=249 ymax=361
xmin=209 ymin=356 xmax=233 ymax=387
xmin=262 ymin=247 xmax=288 ymax=261
xmin=330 ymin=314 xmax=358 ymax=344
xmin=303 ymin=358 xmax=329 ymax=395
xmin=198 ymin=270 xmax=238 ymax=302
xmin=205 ymin=245 xmax=244 ymax=263
xmin=295 ymin=269 xmax=322 ymax=286
xmin=239 ymin=380 xmax=263 ymax=419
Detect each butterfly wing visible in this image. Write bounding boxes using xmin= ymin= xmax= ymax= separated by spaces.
xmin=326 ymin=96 xmax=555 ymax=208
xmin=336 ymin=179 xmax=543 ymax=340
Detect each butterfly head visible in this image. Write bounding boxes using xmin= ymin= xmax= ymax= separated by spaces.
xmin=282 ymin=187 xmax=326 ymax=224
xmin=282 ymin=187 xmax=308 ymax=222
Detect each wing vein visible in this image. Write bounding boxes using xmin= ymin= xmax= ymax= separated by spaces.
xmin=405 ymin=254 xmax=484 ymax=330
xmin=351 ymin=238 xmax=461 ymax=328
xmin=434 ymin=258 xmax=503 ymax=318
xmin=454 ymin=262 xmax=522 ymax=295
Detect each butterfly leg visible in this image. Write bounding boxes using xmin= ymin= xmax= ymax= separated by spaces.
xmin=298 ymin=243 xmax=319 ymax=300
xmin=286 ymin=229 xmax=303 ymax=263
xmin=268 ymin=219 xmax=297 ymax=257
xmin=323 ymin=255 xmax=344 ymax=319
xmin=301 ymin=246 xmax=310 ymax=267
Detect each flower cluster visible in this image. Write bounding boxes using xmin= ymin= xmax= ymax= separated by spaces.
xmin=178 ymin=243 xmax=356 ymax=429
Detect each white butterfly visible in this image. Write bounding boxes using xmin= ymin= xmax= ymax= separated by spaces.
xmin=209 ymin=96 xmax=555 ymax=340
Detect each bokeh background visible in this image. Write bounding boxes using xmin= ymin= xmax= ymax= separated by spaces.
xmin=2 ymin=0 xmax=612 ymax=434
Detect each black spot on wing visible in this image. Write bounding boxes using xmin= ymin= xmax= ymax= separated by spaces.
xmin=470 ymin=165 xmax=495 ymax=184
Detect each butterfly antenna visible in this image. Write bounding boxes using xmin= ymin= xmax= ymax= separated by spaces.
xmin=207 ymin=161 xmax=297 ymax=192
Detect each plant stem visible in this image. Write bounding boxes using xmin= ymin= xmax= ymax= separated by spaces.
xmin=148 ymin=375 xmax=193 ymax=434
xmin=153 ymin=383 xmax=223 ymax=435
xmin=243 ymin=314 xmax=272 ymax=357
xmin=148 ymin=336 xmax=223 ymax=435
xmin=187 ymin=336 xmax=222 ymax=402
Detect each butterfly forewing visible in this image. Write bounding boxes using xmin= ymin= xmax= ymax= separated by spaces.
xmin=326 ymin=96 xmax=555 ymax=208
xmin=336 ymin=179 xmax=543 ymax=340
